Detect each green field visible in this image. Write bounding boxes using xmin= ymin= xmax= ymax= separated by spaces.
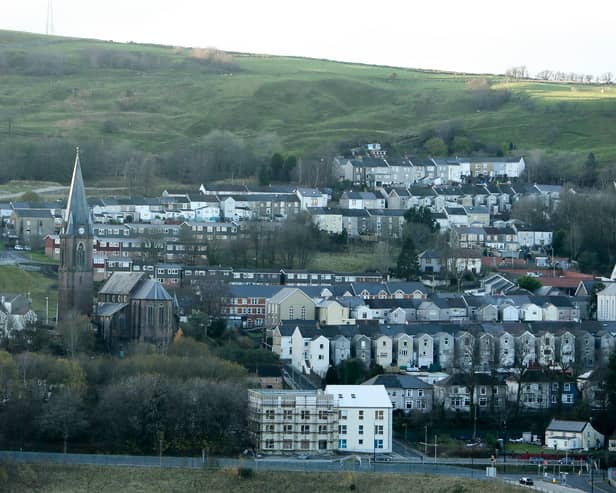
xmin=1 ymin=28 xmax=616 ymax=174
xmin=2 ymin=465 xmax=527 ymax=493
xmin=0 ymin=265 xmax=57 ymax=320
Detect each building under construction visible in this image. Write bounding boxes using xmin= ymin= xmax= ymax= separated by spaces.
xmin=248 ymin=389 xmax=338 ymax=452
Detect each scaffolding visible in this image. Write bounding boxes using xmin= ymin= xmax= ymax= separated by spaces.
xmin=248 ymin=390 xmax=338 ymax=452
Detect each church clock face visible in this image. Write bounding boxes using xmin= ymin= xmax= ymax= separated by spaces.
xmin=78 ymin=226 xmax=85 ymax=235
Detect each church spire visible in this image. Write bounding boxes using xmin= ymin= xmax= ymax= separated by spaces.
xmin=64 ymin=147 xmax=92 ymax=235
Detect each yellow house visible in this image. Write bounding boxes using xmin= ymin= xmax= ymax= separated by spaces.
xmin=316 ymin=299 xmax=353 ymax=325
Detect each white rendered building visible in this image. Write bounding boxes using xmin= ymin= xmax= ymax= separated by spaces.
xmin=325 ymin=385 xmax=393 ymax=454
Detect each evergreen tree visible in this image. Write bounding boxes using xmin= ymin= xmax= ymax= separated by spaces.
xmin=270 ymin=153 xmax=284 ymax=181
xmin=396 ymin=235 xmax=419 ymax=280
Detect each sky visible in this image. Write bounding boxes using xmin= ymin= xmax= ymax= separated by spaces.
xmin=1 ymin=0 xmax=615 ymax=76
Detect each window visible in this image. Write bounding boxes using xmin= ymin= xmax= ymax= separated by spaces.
xmin=563 ymin=383 xmax=571 ymax=392
xmin=283 ymin=425 xmax=293 ymax=433
xmin=289 ymin=306 xmax=294 ymax=319
xmin=75 ymin=242 xmax=86 ymax=268
xmin=265 ymin=410 xmax=275 ymax=420
xmin=283 ymin=440 xmax=293 ymax=450
xmin=358 ymin=410 xmax=364 ymax=420
xmin=479 ymin=397 xmax=488 ymax=407
xmin=374 ymin=439 xmax=383 ymax=449
xmin=358 ymin=439 xmax=363 ymax=445
xmin=301 ymin=425 xmax=310 ymax=435
xmin=358 ymin=425 xmax=364 ymax=435
xmin=418 ymin=390 xmax=424 ymax=397
xmin=338 ymin=425 xmax=347 ymax=435
xmin=283 ymin=410 xmax=293 ymax=420
xmin=158 ymin=306 xmax=166 ymax=326
xmin=338 ymin=439 xmax=347 ymax=449
xmin=339 ymin=410 xmax=348 ymax=420
xmin=375 ymin=410 xmax=384 ymax=420
xmin=318 ymin=410 xmax=328 ymax=420
xmin=265 ymin=439 xmax=275 ymax=449
xmin=301 ymin=410 xmax=310 ymax=420
xmin=375 ymin=425 xmax=383 ymax=435
xmin=267 ymin=425 xmax=275 ymax=432
xmin=301 ymin=306 xmax=306 ymax=319
xmin=318 ymin=425 xmax=328 ymax=433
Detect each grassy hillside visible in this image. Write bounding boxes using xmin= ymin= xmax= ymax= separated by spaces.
xmin=5 ymin=465 xmax=527 ymax=493
xmin=1 ymin=29 xmax=616 ymax=182
xmin=0 ymin=265 xmax=57 ymax=320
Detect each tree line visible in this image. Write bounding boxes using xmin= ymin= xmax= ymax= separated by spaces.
xmin=512 ymin=185 xmax=616 ymax=274
xmin=0 ymin=335 xmax=249 ymax=456
xmin=506 ymin=65 xmax=614 ymax=84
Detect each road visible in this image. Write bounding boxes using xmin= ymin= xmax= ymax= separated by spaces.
xmin=0 ymin=249 xmax=28 ymax=265
xmin=1 ymin=450 xmax=612 ymax=493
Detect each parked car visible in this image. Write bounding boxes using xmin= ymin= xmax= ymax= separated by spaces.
xmin=374 ymin=454 xmax=393 ymax=462
xmin=529 ymin=456 xmax=544 ymax=464
xmin=14 ymin=244 xmax=24 ymax=251
xmin=558 ymin=457 xmax=573 ymax=465
xmin=519 ymin=477 xmax=534 ymax=485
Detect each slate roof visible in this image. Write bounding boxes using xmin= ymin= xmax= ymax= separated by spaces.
xmin=363 ymin=374 xmax=432 ymax=389
xmin=99 ymin=272 xmax=145 ymax=295
xmin=546 ymin=419 xmax=587 ymax=433
xmin=228 ymin=285 xmax=282 ymax=298
xmin=343 ymin=191 xmax=378 ymax=200
xmin=96 ymin=302 xmax=128 ymax=317
xmin=13 ymin=208 xmax=54 ymax=218
xmin=132 ymin=279 xmax=173 ymax=301
xmin=64 ymin=150 xmax=93 ymax=235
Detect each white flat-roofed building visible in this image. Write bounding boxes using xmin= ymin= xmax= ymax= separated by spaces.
xmin=325 ymin=384 xmax=393 ymax=454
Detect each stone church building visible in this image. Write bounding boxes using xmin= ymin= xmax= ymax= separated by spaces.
xmin=58 ymin=148 xmax=176 ymax=347
xmin=96 ymin=271 xmax=176 ymax=346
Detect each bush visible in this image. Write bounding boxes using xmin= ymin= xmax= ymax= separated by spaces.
xmin=234 ymin=467 xmax=253 ymax=479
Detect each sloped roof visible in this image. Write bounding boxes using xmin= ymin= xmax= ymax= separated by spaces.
xmin=13 ymin=208 xmax=53 ymax=218
xmin=96 ymin=302 xmax=128 ymax=317
xmin=363 ymin=374 xmax=432 ymax=389
xmin=64 ymin=149 xmax=93 ymax=235
xmin=325 ymin=384 xmax=392 ymax=408
xmin=546 ymin=419 xmax=587 ymax=433
xmin=99 ymin=272 xmax=145 ymax=295
xmin=132 ymin=279 xmax=173 ymax=301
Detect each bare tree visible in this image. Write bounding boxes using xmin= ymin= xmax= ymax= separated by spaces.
xmin=57 ymin=310 xmax=94 ymax=358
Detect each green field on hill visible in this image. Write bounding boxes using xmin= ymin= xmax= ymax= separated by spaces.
xmin=1 ymin=29 xmax=616 ymax=185
xmin=0 ymin=265 xmax=57 ymax=320
xmin=3 ymin=464 xmax=527 ymax=493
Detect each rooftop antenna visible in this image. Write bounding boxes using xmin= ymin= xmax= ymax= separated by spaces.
xmin=46 ymin=0 xmax=54 ymax=35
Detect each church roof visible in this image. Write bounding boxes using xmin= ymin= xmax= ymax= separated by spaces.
xmin=96 ymin=302 xmax=128 ymax=317
xmin=99 ymin=272 xmax=145 ymax=295
xmin=64 ymin=148 xmax=93 ymax=235
xmin=132 ymin=279 xmax=173 ymax=301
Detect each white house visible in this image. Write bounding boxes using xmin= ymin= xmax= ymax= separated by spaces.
xmin=415 ymin=333 xmax=434 ymax=368
xmin=394 ymin=333 xmax=414 ymax=367
xmin=597 ymin=284 xmax=616 ymax=321
xmin=296 ymin=188 xmax=328 ymax=211
xmin=545 ymin=419 xmax=604 ymax=450
xmin=519 ymin=303 xmax=542 ymax=321
xmin=325 ymin=385 xmax=393 ymax=454
xmin=372 ymin=335 xmax=393 ymax=368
